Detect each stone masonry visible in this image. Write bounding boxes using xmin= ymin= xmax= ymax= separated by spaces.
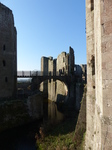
xmin=86 ymin=0 xmax=112 ymax=149
xmin=56 ymin=47 xmax=75 ymax=100
xmin=40 ymin=47 xmax=75 ymax=102
xmin=0 ymin=3 xmax=17 ymax=99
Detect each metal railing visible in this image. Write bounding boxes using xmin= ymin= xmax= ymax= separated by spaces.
xmin=17 ymin=71 xmax=41 ymax=77
xmin=17 ymin=71 xmax=68 ymax=77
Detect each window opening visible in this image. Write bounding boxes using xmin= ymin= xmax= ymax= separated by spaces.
xmin=91 ymin=0 xmax=94 ymax=11
xmin=63 ymin=57 xmax=65 ymax=62
xmin=3 ymin=60 xmax=6 ymax=66
xmin=91 ymin=55 xmax=95 ymax=75
xmin=63 ymin=67 xmax=65 ymax=74
xmin=66 ymin=65 xmax=67 ymax=70
xmin=5 ymin=77 xmax=8 ymax=82
xmin=3 ymin=44 xmax=6 ymax=50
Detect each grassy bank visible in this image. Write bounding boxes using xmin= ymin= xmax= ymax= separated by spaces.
xmin=36 ymin=85 xmax=87 ymax=150
xmin=35 ymin=116 xmax=78 ymax=150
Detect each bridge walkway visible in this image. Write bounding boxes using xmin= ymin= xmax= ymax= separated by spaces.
xmin=17 ymin=71 xmax=69 ymax=78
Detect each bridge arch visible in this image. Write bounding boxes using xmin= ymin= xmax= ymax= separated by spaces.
xmin=17 ymin=71 xmax=76 ymax=100
xmin=31 ymin=76 xmax=72 ymax=101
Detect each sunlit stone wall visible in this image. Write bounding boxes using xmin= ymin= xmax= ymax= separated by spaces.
xmin=86 ymin=0 xmax=112 ymax=149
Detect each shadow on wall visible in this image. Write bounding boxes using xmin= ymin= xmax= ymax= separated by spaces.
xmin=56 ymin=94 xmax=66 ymax=113
xmin=75 ymin=83 xmax=84 ymax=112
xmin=56 ymin=94 xmax=76 ymax=113
xmin=56 ymin=82 xmax=84 ymax=113
xmin=56 ymin=94 xmax=66 ymax=103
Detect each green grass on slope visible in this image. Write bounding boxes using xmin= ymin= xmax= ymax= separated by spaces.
xmin=36 ymin=118 xmax=77 ymax=150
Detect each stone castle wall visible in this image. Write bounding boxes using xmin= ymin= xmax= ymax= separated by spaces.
xmin=56 ymin=51 xmax=69 ymax=101
xmin=68 ymin=47 xmax=74 ymax=74
xmin=40 ymin=57 xmax=48 ymax=93
xmin=40 ymin=47 xmax=75 ymax=102
xmin=0 ymin=3 xmax=17 ymax=99
xmin=86 ymin=0 xmax=112 ymax=149
xmin=57 ymin=52 xmax=69 ymax=75
xmin=48 ymin=57 xmax=57 ymax=100
xmin=86 ymin=0 xmax=95 ymax=149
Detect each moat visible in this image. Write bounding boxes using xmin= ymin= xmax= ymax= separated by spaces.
xmin=0 ymin=99 xmax=76 ymax=150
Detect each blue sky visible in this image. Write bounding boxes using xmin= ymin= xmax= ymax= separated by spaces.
xmin=2 ymin=0 xmax=86 ymax=71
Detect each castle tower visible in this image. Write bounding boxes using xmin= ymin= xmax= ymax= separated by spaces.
xmin=86 ymin=0 xmax=112 ymax=149
xmin=0 ymin=3 xmax=17 ymax=99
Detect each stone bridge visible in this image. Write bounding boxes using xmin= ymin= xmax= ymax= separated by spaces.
xmin=17 ymin=71 xmax=76 ymax=96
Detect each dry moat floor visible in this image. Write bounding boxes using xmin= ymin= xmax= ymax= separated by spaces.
xmin=36 ymin=117 xmax=77 ymax=150
xmin=0 ymin=87 xmax=86 ymax=150
xmin=0 ymin=112 xmax=81 ymax=150
xmin=0 ymin=110 xmax=85 ymax=150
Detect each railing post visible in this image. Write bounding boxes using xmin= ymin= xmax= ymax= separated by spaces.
xmin=49 ymin=71 xmax=51 ymax=76
xmin=22 ymin=71 xmax=24 ymax=76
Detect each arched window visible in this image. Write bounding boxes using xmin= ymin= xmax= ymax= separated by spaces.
xmin=3 ymin=60 xmax=6 ymax=66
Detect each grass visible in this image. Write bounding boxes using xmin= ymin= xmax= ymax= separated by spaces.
xmin=36 ymin=85 xmax=87 ymax=150
xmin=0 ymin=83 xmax=86 ymax=149
xmin=35 ymin=116 xmax=78 ymax=150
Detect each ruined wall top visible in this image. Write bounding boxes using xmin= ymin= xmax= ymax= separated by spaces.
xmin=49 ymin=56 xmax=53 ymax=60
xmin=41 ymin=47 xmax=75 ymax=75
xmin=69 ymin=46 xmax=74 ymax=54
xmin=0 ymin=3 xmax=11 ymax=12
xmin=0 ymin=3 xmax=15 ymax=28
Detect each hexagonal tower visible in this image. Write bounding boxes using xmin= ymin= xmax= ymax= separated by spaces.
xmin=0 ymin=3 xmax=17 ymax=99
